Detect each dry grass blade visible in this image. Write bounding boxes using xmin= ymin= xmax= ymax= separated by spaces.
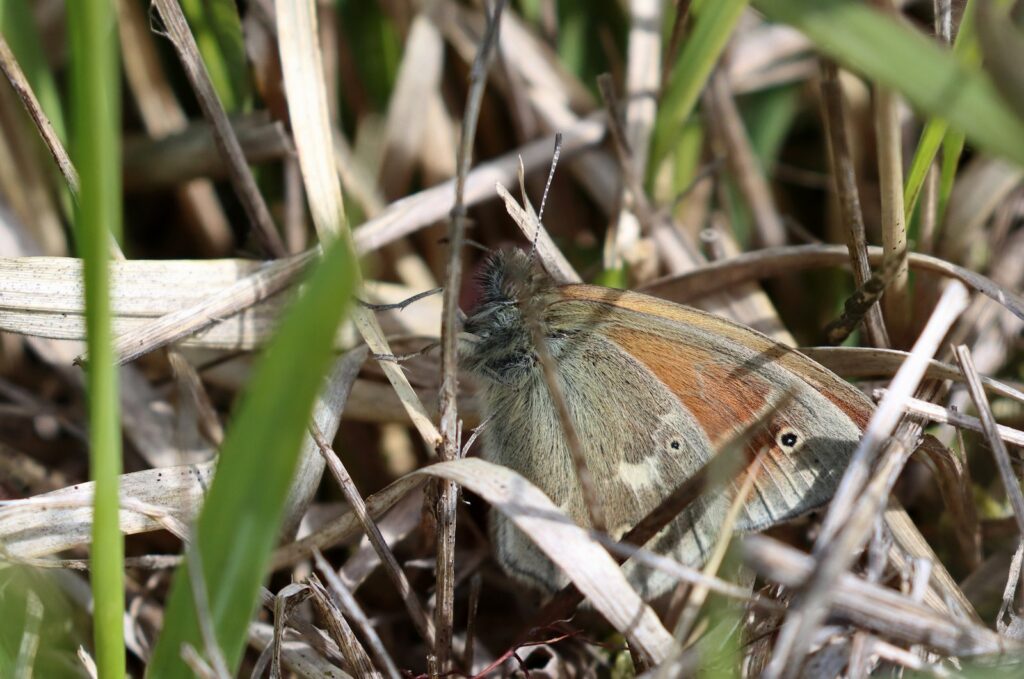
xmin=743 ymin=535 xmax=1009 ymax=656
xmin=416 ymin=458 xmax=676 ymax=665
xmin=704 ymin=69 xmax=787 ymax=248
xmin=0 ymin=33 xmax=77 ymax=197
xmin=603 ymin=0 xmax=662 ymax=271
xmin=876 ymin=388 xmax=1024 ymax=447
xmin=122 ymin=115 xmax=292 ymax=191
xmin=352 ymin=115 xmax=605 ymax=253
xmin=95 ymin=251 xmax=316 ymax=365
xmin=954 ymin=345 xmax=1024 ymax=535
xmin=912 ymin=434 xmax=982 ymax=572
xmin=0 ymin=462 xmax=213 ymax=560
xmin=248 ymin=622 xmax=353 ymax=679
xmin=623 ymin=0 xmax=662 ymax=185
xmin=271 ymin=475 xmax=426 ymax=570
xmin=115 ymin=0 xmax=232 ymax=254
xmin=167 ymin=349 xmax=223 ymax=447
xmin=819 ymin=58 xmax=888 ymax=348
xmin=309 ymin=422 xmax=434 ymax=647
xmin=495 ymin=182 xmax=580 ymax=283
xmin=939 ymin=158 xmax=1024 ymax=266
xmin=257 ymin=587 xmax=345 ymax=667
xmin=378 ymin=12 xmax=445 ymax=197
xmin=351 ymin=311 xmax=441 ymax=450
xmin=151 ymin=0 xmax=285 ymax=257
xmin=0 ymin=256 xmax=440 ymax=357
xmin=463 ymin=573 xmax=482 ymax=673
xmin=871 ymin=10 xmax=911 ymax=341
xmin=269 ymin=585 xmax=304 ymax=679
xmin=276 ymin=0 xmax=441 ymax=461
xmin=275 ymin=0 xmax=343 ymax=243
xmin=313 ymin=549 xmax=401 ymax=679
xmin=306 ymin=575 xmax=382 ymax=679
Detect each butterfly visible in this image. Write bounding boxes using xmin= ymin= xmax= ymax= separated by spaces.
xmin=460 ymin=248 xmax=871 ymax=599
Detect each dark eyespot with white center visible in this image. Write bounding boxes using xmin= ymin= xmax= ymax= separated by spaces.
xmin=670 ymin=440 xmax=681 ymax=450
xmin=777 ymin=429 xmax=800 ymax=449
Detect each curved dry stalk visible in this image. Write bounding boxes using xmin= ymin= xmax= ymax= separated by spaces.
xmin=802 ymin=346 xmax=1024 ymax=405
xmin=0 ymin=34 xmax=77 ymax=197
xmin=643 ymin=244 xmax=1024 ymax=322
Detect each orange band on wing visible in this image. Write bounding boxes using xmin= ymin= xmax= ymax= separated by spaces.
xmin=604 ymin=326 xmax=772 ymax=447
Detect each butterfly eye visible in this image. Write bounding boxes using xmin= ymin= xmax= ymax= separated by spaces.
xmin=777 ymin=429 xmax=800 ymax=449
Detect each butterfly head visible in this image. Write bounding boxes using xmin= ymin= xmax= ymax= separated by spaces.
xmin=461 ymin=249 xmax=555 ymax=383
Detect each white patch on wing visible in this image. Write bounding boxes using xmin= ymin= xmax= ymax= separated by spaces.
xmin=617 ymin=457 xmax=662 ymax=492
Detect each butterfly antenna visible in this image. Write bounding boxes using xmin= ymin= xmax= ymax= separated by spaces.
xmin=529 ymin=132 xmax=563 ymax=262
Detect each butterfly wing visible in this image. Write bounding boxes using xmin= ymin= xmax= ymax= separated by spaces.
xmin=552 ymin=285 xmax=870 ymax=531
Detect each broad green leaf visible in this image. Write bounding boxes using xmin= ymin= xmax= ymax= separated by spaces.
xmin=976 ymin=0 xmax=1024 ymax=123
xmin=147 ymin=238 xmax=356 ymax=678
xmin=754 ymin=0 xmax=1024 ymax=168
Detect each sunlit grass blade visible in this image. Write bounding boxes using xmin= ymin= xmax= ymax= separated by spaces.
xmin=939 ymin=130 xmax=966 ymax=218
xmin=147 ymin=238 xmax=356 ymax=678
xmin=754 ymin=0 xmax=1024 ymax=167
xmin=67 ymin=0 xmax=123 ymax=676
xmin=904 ymin=118 xmax=950 ymax=222
xmin=649 ymin=0 xmax=748 ymax=181
xmin=902 ymin=0 xmax=989 ymax=221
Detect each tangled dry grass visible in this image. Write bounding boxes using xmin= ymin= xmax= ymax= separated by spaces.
xmin=1 ymin=0 xmax=1024 ymax=677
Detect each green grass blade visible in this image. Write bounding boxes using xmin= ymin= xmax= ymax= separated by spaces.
xmin=0 ymin=0 xmax=67 ymax=143
xmin=67 ymin=0 xmax=123 ymax=676
xmin=754 ymin=0 xmax=1024 ymax=167
xmin=939 ymin=129 xmax=966 ymax=220
xmin=180 ymin=0 xmax=251 ymax=111
xmin=903 ymin=118 xmax=950 ymax=220
xmin=742 ymin=85 xmax=801 ymax=169
xmin=649 ymin=0 xmax=748 ymax=179
xmin=902 ymin=0 xmax=988 ymax=221
xmin=147 ymin=237 xmax=356 ymax=677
